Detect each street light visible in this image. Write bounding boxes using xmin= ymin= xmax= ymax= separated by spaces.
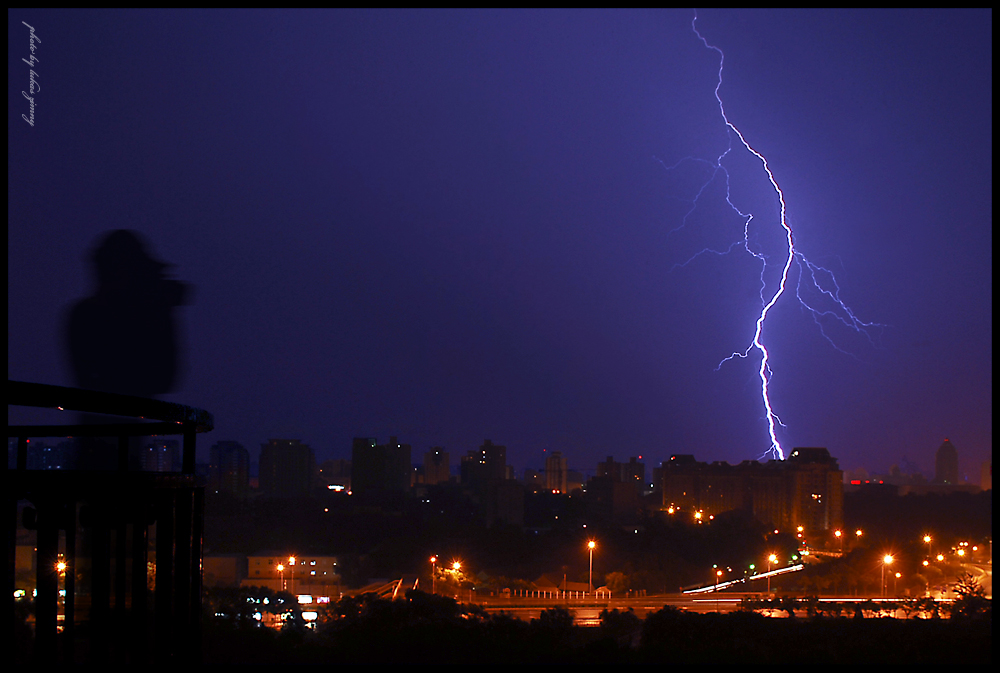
xmin=587 ymin=540 xmax=597 ymax=594
xmin=767 ymin=554 xmax=778 ymax=594
xmin=881 ymin=555 xmax=894 ymax=597
xmin=923 ymin=535 xmax=932 ymax=560
xmin=276 ymin=563 xmax=285 ymax=591
xmin=430 ymin=556 xmax=437 ymax=594
xmin=835 ymin=529 xmax=843 ymax=554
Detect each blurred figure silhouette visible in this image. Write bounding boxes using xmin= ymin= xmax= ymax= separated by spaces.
xmin=67 ymin=229 xmax=192 ymax=397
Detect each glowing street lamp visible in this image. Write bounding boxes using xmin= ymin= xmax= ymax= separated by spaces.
xmin=923 ymin=535 xmax=932 ymax=560
xmin=767 ymin=554 xmax=778 ymax=594
xmin=881 ymin=555 xmax=894 ymax=597
xmin=834 ymin=529 xmax=843 ymax=554
xmin=276 ymin=563 xmax=285 ymax=591
xmin=430 ymin=556 xmax=437 ymax=594
xmin=587 ymin=540 xmax=597 ymax=594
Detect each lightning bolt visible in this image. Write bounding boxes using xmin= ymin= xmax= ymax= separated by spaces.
xmin=664 ymin=11 xmax=881 ymax=460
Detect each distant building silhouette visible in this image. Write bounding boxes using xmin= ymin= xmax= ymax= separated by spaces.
xmin=422 ymin=447 xmax=450 ymax=485
xmin=523 ymin=468 xmax=545 ymax=491
xmin=141 ymin=438 xmax=180 ymax=472
xmin=259 ymin=439 xmax=316 ymax=497
xmin=591 ymin=455 xmax=646 ymax=519
xmin=597 ymin=455 xmax=646 ymax=489
xmin=318 ymin=458 xmax=351 ymax=492
xmin=545 ymin=451 xmax=568 ymax=494
xmin=934 ymin=439 xmax=960 ymax=485
xmin=208 ymin=440 xmax=250 ymax=498
xmin=351 ymin=436 xmax=411 ymax=495
xmin=459 ymin=440 xmax=521 ymax=526
xmin=661 ymin=448 xmax=843 ymax=534
xmin=20 ymin=438 xmax=74 ymax=470
xmin=461 ymin=439 xmax=507 ymax=492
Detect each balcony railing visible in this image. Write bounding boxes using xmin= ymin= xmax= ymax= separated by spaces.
xmin=7 ymin=380 xmax=213 ymax=663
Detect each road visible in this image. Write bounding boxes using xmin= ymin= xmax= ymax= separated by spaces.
xmin=472 ymin=593 xmax=750 ymax=623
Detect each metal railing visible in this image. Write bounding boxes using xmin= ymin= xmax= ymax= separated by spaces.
xmin=7 ymin=380 xmax=213 ymax=663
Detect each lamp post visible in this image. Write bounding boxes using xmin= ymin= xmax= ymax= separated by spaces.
xmin=276 ymin=563 xmax=285 ymax=592
xmin=56 ymin=557 xmax=68 ymax=622
xmin=767 ymin=554 xmax=777 ymax=594
xmin=923 ymin=535 xmax=932 ymax=561
xmin=587 ymin=541 xmax=596 ymax=594
xmin=835 ymin=530 xmax=843 ymax=554
xmin=715 ymin=569 xmax=723 ymax=611
xmin=881 ymin=555 xmax=894 ymax=598
xmin=430 ymin=556 xmax=437 ymax=594
xmin=288 ymin=556 xmax=296 ymax=595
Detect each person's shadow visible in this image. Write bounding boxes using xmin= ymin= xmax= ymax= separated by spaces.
xmin=67 ymin=229 xmax=191 ymax=397
xmin=65 ymin=229 xmax=193 ymax=468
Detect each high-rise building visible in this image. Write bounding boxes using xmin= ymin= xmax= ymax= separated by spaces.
xmin=458 ymin=439 xmax=521 ymax=525
xmin=423 ymin=447 xmax=450 ymax=485
xmin=592 ymin=455 xmax=646 ymax=519
xmin=259 ymin=439 xmax=316 ymax=497
xmin=461 ymin=439 xmax=507 ymax=493
xmin=142 ymin=439 xmax=180 ymax=472
xmin=318 ymin=458 xmax=351 ymax=492
xmin=661 ymin=447 xmax=843 ymax=535
xmin=208 ymin=440 xmax=250 ymax=498
xmin=351 ymin=436 xmax=411 ymax=495
xmin=934 ymin=439 xmax=960 ymax=485
xmin=597 ymin=455 xmax=646 ymax=489
xmin=545 ymin=451 xmax=568 ymax=494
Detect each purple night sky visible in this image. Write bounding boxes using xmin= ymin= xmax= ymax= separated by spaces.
xmin=8 ymin=9 xmax=992 ymax=481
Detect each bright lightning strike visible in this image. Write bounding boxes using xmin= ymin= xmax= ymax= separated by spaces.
xmin=665 ymin=11 xmax=881 ymax=461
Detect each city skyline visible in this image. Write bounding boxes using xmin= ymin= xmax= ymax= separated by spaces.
xmin=199 ymin=434 xmax=987 ymax=490
xmin=8 ymin=10 xmax=992 ymax=479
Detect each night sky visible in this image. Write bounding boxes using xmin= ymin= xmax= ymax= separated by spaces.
xmin=8 ymin=9 xmax=992 ymax=481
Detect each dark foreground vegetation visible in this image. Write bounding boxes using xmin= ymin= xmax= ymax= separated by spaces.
xmin=202 ymin=589 xmax=991 ymax=664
